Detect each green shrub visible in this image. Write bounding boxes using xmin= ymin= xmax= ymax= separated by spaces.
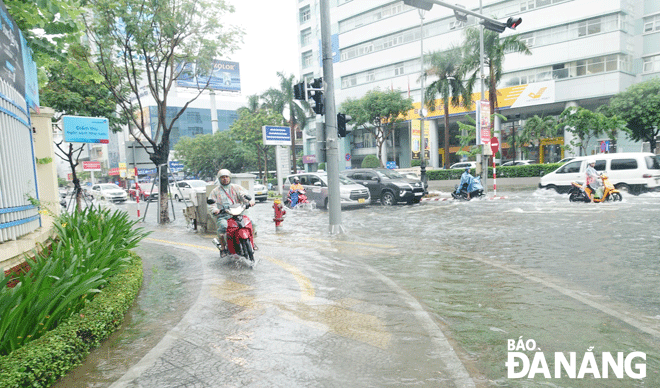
xmin=411 ymin=160 xmax=421 ymax=167
xmin=0 ymin=256 xmax=143 ymax=388
xmin=0 ymin=207 xmax=149 ymax=355
xmin=361 ymin=154 xmax=381 ymax=168
xmin=318 ymin=162 xmax=326 ymax=170
xmin=426 ymin=163 xmax=562 ymax=180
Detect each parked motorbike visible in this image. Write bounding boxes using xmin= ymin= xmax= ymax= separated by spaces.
xmin=207 ymin=196 xmax=256 ymax=266
xmin=451 ymin=175 xmax=484 ymax=200
xmin=284 ymin=189 xmax=309 ymax=208
xmin=568 ymin=173 xmax=622 ymax=202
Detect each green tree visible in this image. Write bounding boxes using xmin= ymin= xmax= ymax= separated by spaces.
xmin=424 ymin=46 xmax=475 ymax=169
xmin=82 ymin=0 xmax=242 ymax=223
xmin=41 ymin=60 xmax=125 ymax=210
xmin=174 ymin=131 xmax=249 ymax=180
xmin=341 ymin=89 xmax=413 ymax=167
xmin=607 ymin=78 xmax=660 ymax=153
xmin=461 ymin=28 xmax=531 ymax=119
xmin=230 ymin=108 xmax=285 ymax=182
xmin=261 ymin=72 xmax=311 ymax=174
xmin=556 ymin=107 xmax=623 ymax=156
xmin=521 ymin=115 xmax=558 ymax=161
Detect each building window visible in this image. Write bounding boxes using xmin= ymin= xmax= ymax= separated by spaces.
xmin=301 ymin=28 xmax=311 ymax=46
xmin=643 ymin=55 xmax=660 ymax=73
xmin=300 ymin=6 xmax=310 ymax=23
xmin=520 ymin=0 xmax=535 ymax=12
xmin=394 ymin=63 xmax=404 ymax=76
xmin=643 ymin=14 xmax=660 ymax=33
xmin=302 ymin=51 xmax=313 ymax=68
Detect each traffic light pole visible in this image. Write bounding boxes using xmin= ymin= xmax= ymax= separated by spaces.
xmin=320 ymin=0 xmax=343 ymax=234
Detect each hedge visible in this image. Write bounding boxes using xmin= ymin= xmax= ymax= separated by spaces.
xmin=426 ymin=163 xmax=562 ymax=180
xmin=0 ymin=253 xmax=143 ymax=388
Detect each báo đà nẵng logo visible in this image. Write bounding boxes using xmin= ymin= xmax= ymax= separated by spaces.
xmin=505 ymin=337 xmax=646 ymax=379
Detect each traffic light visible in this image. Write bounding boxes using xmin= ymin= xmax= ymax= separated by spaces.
xmin=337 ymin=113 xmax=352 ymax=137
xmin=310 ymin=77 xmax=324 ymax=115
xmin=402 ymin=0 xmax=433 ymax=11
xmin=293 ymin=82 xmax=306 ymax=100
xmin=481 ymin=19 xmax=506 ymax=33
xmin=506 ymin=17 xmax=522 ymax=29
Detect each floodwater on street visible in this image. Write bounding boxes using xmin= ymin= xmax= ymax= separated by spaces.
xmin=60 ymin=188 xmax=659 ymax=387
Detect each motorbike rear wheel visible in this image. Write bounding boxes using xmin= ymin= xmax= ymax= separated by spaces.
xmin=240 ymin=238 xmax=254 ymax=262
xmin=611 ymin=192 xmax=622 ymax=202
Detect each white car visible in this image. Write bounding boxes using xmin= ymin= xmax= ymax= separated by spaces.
xmin=501 ymin=159 xmax=535 ymax=166
xmin=449 ymin=162 xmax=477 ymax=170
xmin=90 ymin=183 xmax=128 ymax=202
xmin=253 ymin=183 xmax=268 ymax=202
xmin=170 ymin=179 xmax=210 ymax=201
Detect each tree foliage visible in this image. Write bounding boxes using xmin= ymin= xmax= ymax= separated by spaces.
xmin=230 ymin=107 xmax=284 ymax=181
xmin=82 ymin=0 xmax=242 ymax=222
xmin=424 ymin=46 xmax=475 ymax=168
xmin=261 ymin=72 xmax=311 ymax=174
xmin=173 ymin=131 xmax=250 ymax=180
xmin=556 ymin=106 xmax=626 ymax=156
xmin=461 ymin=28 xmax=531 ymax=118
xmin=341 ymin=89 xmax=413 ymax=167
xmin=520 ymin=115 xmax=558 ymax=161
xmin=607 ymin=78 xmax=660 ymax=153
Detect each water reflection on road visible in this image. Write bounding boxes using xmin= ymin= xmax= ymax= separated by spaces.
xmin=113 ymin=189 xmax=660 ymax=386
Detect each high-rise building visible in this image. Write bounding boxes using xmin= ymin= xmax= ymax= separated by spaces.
xmin=297 ymin=0 xmax=658 ymax=169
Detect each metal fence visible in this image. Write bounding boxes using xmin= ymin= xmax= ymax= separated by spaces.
xmin=0 ymin=78 xmax=40 ymax=243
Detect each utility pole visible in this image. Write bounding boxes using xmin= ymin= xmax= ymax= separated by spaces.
xmin=320 ymin=0 xmax=343 ymax=234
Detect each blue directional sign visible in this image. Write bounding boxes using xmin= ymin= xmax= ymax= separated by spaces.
xmin=169 ymin=161 xmax=184 ymax=172
xmin=262 ymin=125 xmax=291 ymax=146
xmin=62 ymin=115 xmax=109 ymax=144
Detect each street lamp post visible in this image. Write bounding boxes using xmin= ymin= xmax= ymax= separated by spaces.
xmin=418 ymin=9 xmax=427 ymax=185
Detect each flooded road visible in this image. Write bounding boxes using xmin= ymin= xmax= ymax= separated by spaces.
xmin=57 ymin=189 xmax=659 ymax=387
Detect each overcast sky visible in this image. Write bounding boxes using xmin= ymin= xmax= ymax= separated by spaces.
xmin=227 ymin=0 xmax=300 ymax=97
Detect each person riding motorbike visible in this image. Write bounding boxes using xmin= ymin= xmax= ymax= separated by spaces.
xmin=209 ymin=169 xmax=256 ymax=256
xmin=287 ymin=177 xmax=306 ymax=207
xmin=585 ymin=159 xmax=603 ymax=198
xmin=457 ymin=167 xmax=474 ymax=199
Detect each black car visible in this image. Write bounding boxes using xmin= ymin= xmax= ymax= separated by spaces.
xmin=340 ymin=168 xmax=425 ymax=205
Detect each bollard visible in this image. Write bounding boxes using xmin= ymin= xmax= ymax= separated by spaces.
xmin=273 ymin=199 xmax=286 ymax=228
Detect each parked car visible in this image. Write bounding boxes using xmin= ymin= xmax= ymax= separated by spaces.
xmin=128 ymin=183 xmax=159 ymax=201
xmin=283 ymin=172 xmax=370 ymax=209
xmin=501 ymin=159 xmax=535 ymax=166
xmin=340 ymin=168 xmax=425 ymax=205
xmin=253 ymin=183 xmax=268 ymax=202
xmin=449 ymin=161 xmax=477 ymax=170
xmin=538 ymin=152 xmax=660 ymax=194
xmin=169 ymin=179 xmax=210 ymax=201
xmin=89 ymin=183 xmax=128 ymax=202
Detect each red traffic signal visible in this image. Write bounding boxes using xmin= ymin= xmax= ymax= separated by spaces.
xmin=506 ymin=17 xmax=522 ymax=29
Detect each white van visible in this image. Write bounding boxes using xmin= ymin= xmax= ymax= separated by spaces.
xmin=538 ymin=152 xmax=660 ymax=194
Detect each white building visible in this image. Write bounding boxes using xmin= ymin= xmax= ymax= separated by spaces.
xmin=296 ymin=0 xmax=659 ymax=169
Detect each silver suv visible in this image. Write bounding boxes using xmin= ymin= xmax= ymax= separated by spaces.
xmin=283 ymin=172 xmax=371 ymax=209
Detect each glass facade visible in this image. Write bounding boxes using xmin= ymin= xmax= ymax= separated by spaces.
xmin=149 ymin=106 xmax=238 ymax=147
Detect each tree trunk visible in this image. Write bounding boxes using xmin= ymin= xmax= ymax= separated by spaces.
xmin=263 ymin=146 xmax=270 ymax=184
xmin=377 ymin=131 xmax=385 ymax=167
xmin=151 ymin=145 xmax=170 ymax=224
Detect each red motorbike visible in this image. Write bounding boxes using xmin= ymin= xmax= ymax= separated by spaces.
xmin=284 ymin=189 xmax=308 ymax=208
xmin=208 ymin=196 xmax=256 ymax=265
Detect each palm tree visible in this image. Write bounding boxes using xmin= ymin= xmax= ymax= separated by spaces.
xmin=521 ymin=115 xmax=558 ymax=161
xmin=261 ymin=72 xmax=311 ymax=174
xmin=461 ymin=28 xmax=531 ymax=119
xmin=236 ymin=94 xmax=271 ymax=181
xmin=424 ymin=46 xmax=475 ymax=169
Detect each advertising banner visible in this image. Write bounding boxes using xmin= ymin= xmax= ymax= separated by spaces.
xmin=0 ymin=2 xmax=25 ymax=98
xmin=476 ymin=100 xmax=490 ymax=146
xmin=176 ymin=60 xmax=241 ymax=92
xmin=411 ymin=120 xmax=430 ymax=160
xmin=82 ymin=161 xmax=102 ymax=171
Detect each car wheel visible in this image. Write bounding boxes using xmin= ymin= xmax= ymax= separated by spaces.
xmin=323 ymin=198 xmax=328 ymax=210
xmin=546 ymin=185 xmax=558 ymax=193
xmin=174 ymin=194 xmax=181 ymax=202
xmin=381 ymin=191 xmax=395 ymax=206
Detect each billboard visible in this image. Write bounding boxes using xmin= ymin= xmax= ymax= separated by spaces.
xmin=177 ymin=60 xmax=241 ymax=92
